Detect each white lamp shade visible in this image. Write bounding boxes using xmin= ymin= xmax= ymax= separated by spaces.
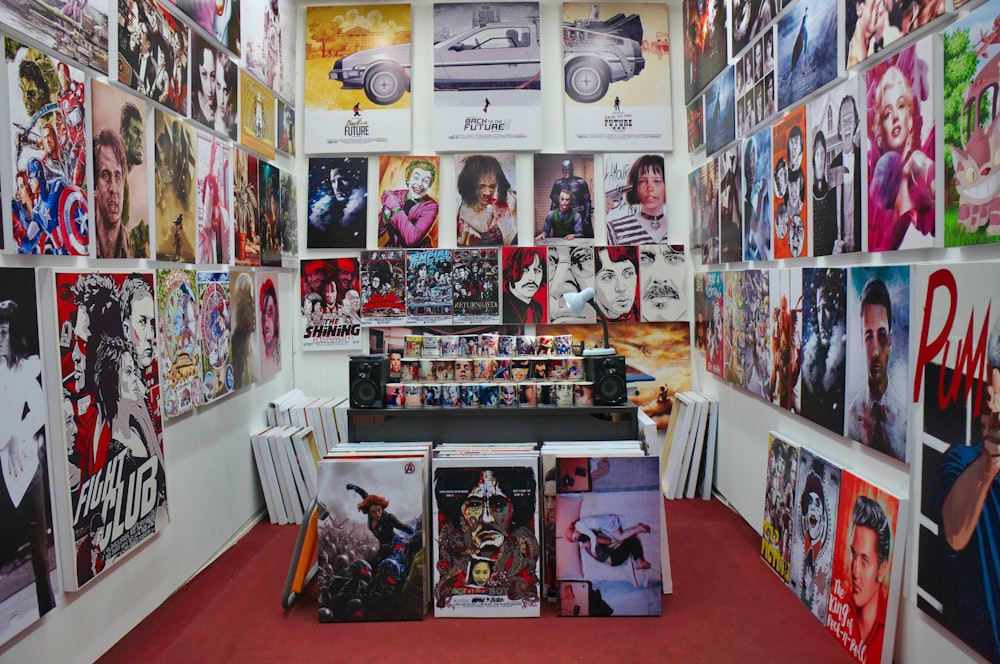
xmin=563 ymin=287 xmax=596 ymax=317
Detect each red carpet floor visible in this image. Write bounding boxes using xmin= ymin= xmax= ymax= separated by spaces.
xmin=99 ymin=498 xmax=854 ymax=663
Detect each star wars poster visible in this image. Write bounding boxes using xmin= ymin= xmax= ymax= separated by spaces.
xmin=258 ymin=161 xmax=281 ymax=267
xmin=316 ymin=454 xmax=426 ymax=622
xmin=378 ymin=156 xmax=441 ymax=249
xmin=705 ymin=271 xmax=724 ymax=378
xmin=432 ymin=457 xmax=540 ymax=617
xmin=562 ymin=3 xmax=671 ymax=151
xmin=772 ymin=105 xmax=809 ymax=258
xmin=761 ymin=433 xmax=799 ymax=582
xmin=845 ymin=265 xmax=909 ymax=462
xmin=303 ymin=5 xmax=412 ymax=153
xmin=704 ymin=65 xmax=735 ymax=156
xmin=0 ymin=268 xmax=57 ymax=645
xmin=0 ymin=0 xmax=108 ymax=74
xmin=533 ymin=154 xmax=595 ymax=246
xmin=682 ymin=0 xmax=727 ymax=103
xmin=172 ymin=0 xmax=240 ymax=57
xmin=431 ymin=2 xmax=542 ymax=152
xmin=405 ymin=249 xmax=453 ymax=326
xmin=306 ymin=157 xmax=367 ymax=250
xmin=743 ymin=127 xmax=773 ymax=261
xmin=735 ymin=27 xmax=775 ymax=140
xmin=233 ymin=147 xmax=260 ymax=267
xmin=776 ymin=0 xmax=841 ymax=112
xmin=788 ymin=447 xmax=841 ymax=624
xmin=301 ymin=258 xmax=362 ymax=351
xmin=197 ymin=271 xmax=234 ymax=403
xmin=240 ymin=70 xmax=275 ymax=160
xmin=229 ymin=270 xmax=259 ymax=391
xmin=155 ymin=268 xmax=201 ymax=420
xmin=451 ymin=248 xmax=500 ymax=325
xmin=279 ymin=170 xmax=297 ymax=268
xmin=605 ymin=153 xmax=678 ymax=246
xmin=153 ymin=110 xmax=196 ymax=263
xmin=54 ymin=270 xmax=168 ymax=590
xmin=116 ymin=0 xmax=189 ymax=116
xmin=361 ymin=249 xmax=406 ymax=327
xmin=455 ymin=152 xmax=518 ymax=247
xmin=241 ymin=0 xmax=294 ymax=101
xmin=195 ymin=131 xmax=232 ymax=265
xmin=190 ymin=34 xmax=238 ymax=139
xmin=718 ymin=145 xmax=743 ymax=263
xmin=91 ymin=80 xmax=149 ymax=259
xmin=800 ymin=267 xmax=847 ymax=436
xmin=689 ymin=158 xmax=719 ymax=264
xmin=6 ymin=39 xmax=89 ymax=256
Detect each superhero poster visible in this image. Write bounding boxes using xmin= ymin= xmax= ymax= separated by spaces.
xmin=451 ymin=248 xmax=500 ymax=325
xmin=723 ymin=270 xmax=744 ymax=387
xmin=239 ymin=70 xmax=275 ymax=160
xmin=704 ymin=65 xmax=735 ymax=156
xmin=116 ymin=0 xmax=189 ymax=116
xmin=91 ymin=80 xmax=149 ymax=259
xmin=432 ymin=456 xmax=541 ymax=617
xmin=303 ymin=5 xmax=412 ymax=153
xmin=316 ymin=454 xmax=426 ymax=622
xmin=197 ymin=271 xmax=234 ymax=403
xmin=405 ymin=249 xmax=453 ymax=326
xmin=233 ymin=147 xmax=261 ymax=267
xmin=378 ymin=156 xmax=441 ymax=249
xmin=54 ymin=270 xmax=168 ymax=590
xmin=241 ymin=0 xmax=295 ymax=101
xmin=229 ymin=270 xmax=259 ymax=391
xmin=195 ymin=132 xmax=232 ymax=265
xmin=360 ymin=249 xmax=406 ymax=327
xmin=301 ymin=258 xmax=362 ymax=351
xmin=153 ymin=110 xmax=196 ymax=263
xmin=761 ymin=433 xmax=799 ymax=582
xmin=5 ymin=39 xmax=89 ymax=256
xmin=172 ymin=0 xmax=241 ymax=57
xmin=533 ymin=154 xmax=595 ymax=246
xmin=0 ymin=0 xmax=108 ymax=74
xmin=255 ymin=270 xmax=281 ymax=380
xmin=155 ymin=268 xmax=201 ymax=420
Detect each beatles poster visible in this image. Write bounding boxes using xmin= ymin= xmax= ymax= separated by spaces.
xmin=154 ymin=110 xmax=196 ymax=263
xmin=155 ymin=268 xmax=201 ymax=420
xmin=0 ymin=0 xmax=108 ymax=73
xmin=240 ymin=70 xmax=275 ymax=160
xmin=197 ymin=271 xmax=234 ymax=403
xmin=772 ymin=105 xmax=809 ymax=258
xmin=303 ymin=5 xmax=412 ymax=153
xmin=241 ymin=0 xmax=295 ymax=101
xmin=117 ymin=0 xmax=189 ymax=116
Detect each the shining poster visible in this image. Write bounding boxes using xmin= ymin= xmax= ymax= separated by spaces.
xmin=302 ymin=258 xmax=363 ymax=350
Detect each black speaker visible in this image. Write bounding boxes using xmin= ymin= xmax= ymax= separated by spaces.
xmin=585 ymin=354 xmax=627 ymax=406
xmin=350 ymin=355 xmax=389 ymax=408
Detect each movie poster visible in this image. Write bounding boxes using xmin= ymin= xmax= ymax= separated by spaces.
xmin=240 ymin=70 xmax=275 ymax=160
xmin=378 ymin=156 xmax=441 ymax=249
xmin=172 ymin=0 xmax=240 ymax=56
xmin=704 ymin=66 xmax=735 ymax=156
xmin=229 ymin=270 xmax=259 ymax=390
xmin=534 ymin=154 xmax=595 ymax=245
xmin=91 ymin=80 xmax=148 ymax=259
xmin=718 ymin=145 xmax=743 ymax=263
xmin=562 ymin=3 xmax=672 ymax=152
xmin=638 ymin=245 xmax=686 ymax=323
xmin=743 ymin=128 xmax=773 ymax=261
xmin=546 ymin=245 xmax=595 ymax=325
xmin=279 ymin=170 xmax=297 ymax=268
xmin=776 ymin=0 xmax=840 ymax=112
xmin=772 ymin=105 xmax=809 ymax=258
xmin=190 ymin=34 xmax=238 ymax=139
xmin=741 ymin=269 xmax=769 ymax=399
xmin=276 ymin=99 xmax=294 ymax=154
xmin=455 ymin=152 xmax=518 ymax=247
xmin=687 ymin=96 xmax=704 ymax=152
xmin=153 ymin=110 xmax=196 ymax=263
xmin=761 ymin=433 xmax=799 ymax=582
xmin=0 ymin=0 xmax=108 ymax=74
xmin=54 ymin=270 xmax=168 ymax=589
xmin=605 ymin=153 xmax=677 ymax=246
xmin=865 ymin=39 xmax=938 ymax=252
xmin=690 ymin=158 xmax=719 ymax=263
xmin=723 ymin=270 xmax=744 ymax=387
xmin=6 ymin=39 xmax=89 ymax=256
xmin=451 ymin=248 xmax=500 ymax=325
xmin=361 ymin=249 xmax=406 ymax=327
xmin=303 ymin=5 xmax=412 ymax=152
xmin=0 ymin=268 xmax=56 ymax=644
xmin=195 ymin=132 xmax=232 ymax=265
xmin=254 ymin=271 xmax=281 ymax=380
xmin=846 ymin=0 xmax=945 ymax=69
xmin=241 ymin=0 xmax=295 ymax=100
xmin=258 ymin=161 xmax=281 ymax=267
xmin=798 ymin=267 xmax=846 ymax=434
xmin=155 ymin=268 xmax=201 ymax=420
xmin=117 ymin=0 xmax=189 ymax=116
xmin=197 ymin=271 xmax=234 ymax=403
xmin=233 ymin=147 xmax=261 ymax=267
xmin=306 ymin=157 xmax=367 ymax=249
xmin=682 ymin=0 xmax=727 ymax=103
xmin=735 ymin=27 xmax=775 ymax=139
xmin=432 ymin=2 xmax=542 ymax=151
xmin=403 ymin=249 xmax=453 ymax=326
xmin=705 ymin=271 xmax=724 ymax=377
xmin=729 ymin=0 xmax=778 ymax=59
xmin=693 ymin=272 xmax=707 ymax=352
xmin=301 ymin=258 xmax=362 ymax=351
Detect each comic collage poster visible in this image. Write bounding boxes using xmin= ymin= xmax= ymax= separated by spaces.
xmin=279 ymin=170 xmax=297 ymax=268
xmin=360 ymin=249 xmax=406 ymax=327
xmin=455 ymin=152 xmax=518 ymax=247
xmin=741 ymin=269 xmax=769 ymax=399
xmin=846 ymin=0 xmax=945 ymax=69
xmin=0 ymin=268 xmax=56 ymax=645
xmin=735 ymin=26 xmax=775 ymax=139
xmin=865 ymin=39 xmax=938 ymax=253
xmin=534 ymin=153 xmax=595 ymax=245
xmin=682 ymin=0 xmax=726 ymax=103
xmin=800 ymin=267 xmax=847 ymax=436
xmin=767 ymin=267 xmax=802 ymax=411
xmin=776 ymin=0 xmax=840 ymax=112
xmin=233 ymin=147 xmax=261 ymax=267
xmin=704 ymin=66 xmax=735 ymax=156
xmin=405 ymin=249 xmax=453 ymax=325
xmin=942 ymin=1 xmax=1000 ymax=248
xmin=718 ymin=145 xmax=743 ymax=263
xmin=190 ymin=33 xmax=238 ymax=139
xmin=229 ymin=270 xmax=259 ymax=391
xmin=555 ymin=456 xmax=663 ymax=616
xmin=451 ymin=248 xmax=500 ymax=325
xmin=54 ymin=270 xmax=168 ymax=590
xmin=501 ymin=246 xmax=547 ymax=325
xmin=912 ymin=260 xmax=1000 ymax=663
xmin=772 ymin=105 xmax=809 ymax=259
xmin=301 ymin=258 xmax=362 ymax=351
xmin=761 ymin=433 xmax=799 ymax=582
xmin=6 ymin=39 xmax=89 ymax=256
xmin=117 ymin=0 xmax=189 ymax=116
xmin=154 ymin=111 xmax=196 ymax=265
xmin=195 ymin=132 xmax=232 ymax=265
xmin=808 ymin=77 xmax=862 ymax=256
xmin=788 ymin=448 xmax=841 ymax=624
xmin=546 ymin=245 xmax=595 ymax=325
xmin=307 ymin=157 xmax=367 ymax=250
xmin=0 ymin=0 xmax=108 ymax=74
xmin=562 ymin=3 xmax=672 ymax=152
xmin=845 ymin=265 xmax=909 ymax=463
xmin=723 ymin=271 xmax=743 ymax=385
xmin=155 ymin=268 xmax=201 ymax=420
xmin=638 ymin=245 xmax=686 ymax=323
xmin=240 ymin=70 xmax=275 ymax=160
xmin=705 ymin=271 xmax=724 ymax=378
xmin=743 ymin=127 xmax=772 ymax=261
xmin=432 ymin=456 xmax=540 ymax=617
xmin=91 ymin=80 xmax=149 ymax=259
xmin=173 ymin=0 xmax=240 ymax=56
xmin=276 ymin=99 xmax=294 ymax=155
xmin=255 ymin=270 xmax=281 ymax=380
xmin=432 ymin=2 xmax=542 ymax=152
xmin=197 ymin=271 xmax=233 ymax=403
xmin=316 ymin=454 xmax=426 ymax=622
xmin=689 ymin=158 xmax=719 ymax=263
xmin=604 ymin=153 xmax=677 ymax=246
xmin=303 ymin=5 xmax=412 ymax=152
xmin=241 ymin=0 xmax=295 ymax=101
xmin=825 ymin=470 xmax=906 ymax=664
xmin=258 ymin=161 xmax=281 ymax=267
xmin=686 ymin=96 xmax=704 ymax=152
xmin=378 ymin=156 xmax=441 ymax=249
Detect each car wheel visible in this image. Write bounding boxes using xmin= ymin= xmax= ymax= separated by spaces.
xmin=363 ymin=64 xmax=407 ymax=105
xmin=565 ymin=59 xmax=609 ymax=104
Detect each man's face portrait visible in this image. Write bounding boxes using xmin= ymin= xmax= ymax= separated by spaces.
xmin=510 ymin=254 xmax=543 ymax=303
xmin=330 ymin=168 xmax=349 ymax=202
xmin=96 ymin=145 xmax=125 ymax=227
xmin=548 ymin=246 xmax=594 ymax=323
xmin=595 ymin=249 xmax=637 ymax=319
xmin=788 ymin=134 xmax=803 ymax=171
xmin=128 ymin=294 xmax=156 ymax=370
xmin=124 ymin=117 xmax=143 ymax=166
xmin=461 ymin=470 xmax=512 ymax=553
xmin=639 ymin=246 xmax=684 ymax=322
xmin=804 ymin=491 xmax=826 ymax=544
xmin=789 ymin=215 xmax=804 ymax=256
xmin=305 ymin=266 xmax=325 ymax=293
xmin=849 ymin=524 xmax=885 ymax=610
xmin=840 ymin=100 xmax=857 ymax=148
xmin=406 ymin=167 xmax=433 ymax=201
xmin=862 ymin=302 xmax=891 ymax=397
xmin=815 ymin=286 xmax=834 ymax=345
xmin=389 ymin=352 xmax=402 ymax=374
xmin=557 ymin=189 xmax=572 ymax=213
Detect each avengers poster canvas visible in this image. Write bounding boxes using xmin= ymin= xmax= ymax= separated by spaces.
xmin=360 ymin=249 xmax=407 ymax=327
xmin=153 ymin=110 xmax=196 ymax=263
xmin=0 ymin=0 xmax=108 ymax=74
xmin=743 ymin=127 xmax=773 ymax=261
xmin=155 ymin=268 xmax=202 ymax=420
xmin=303 ymin=5 xmax=412 ymax=153
xmin=241 ymin=0 xmax=294 ymax=101
xmin=91 ymin=80 xmax=149 ymax=259
xmin=233 ymin=147 xmax=260 ymax=267
xmin=195 ymin=132 xmax=232 ymax=265
xmin=196 ymin=271 xmax=234 ymax=403
xmin=800 ymin=267 xmax=847 ymax=436
xmin=705 ymin=271 xmax=724 ymax=377
xmin=405 ymin=249 xmax=453 ymax=326
xmin=741 ymin=269 xmax=770 ymax=400
xmin=301 ymin=258 xmax=362 ymax=351
xmin=604 ymin=153 xmax=676 ymax=246
xmin=172 ymin=0 xmax=240 ymax=56
xmin=534 ymin=153 xmax=595 ymax=245
xmin=775 ymin=0 xmax=840 ymax=112
xmin=772 ymin=105 xmax=809 ymax=259
xmin=255 ymin=270 xmax=281 ymax=380
xmin=455 ymin=152 xmax=518 ymax=247
xmin=682 ymin=0 xmax=726 ymax=103
xmin=555 ymin=456 xmax=663 ymax=617
xmin=116 ymin=0 xmax=189 ymax=116
xmin=432 ymin=2 xmax=542 ymax=152
xmin=562 ymin=3 xmax=672 ymax=152
xmin=844 ymin=265 xmax=909 ymax=462
xmin=6 ymin=39 xmax=89 ymax=256
xmin=0 ymin=268 xmax=56 ymax=645
xmin=54 ymin=270 xmax=168 ymax=590
xmin=451 ymin=248 xmax=500 ymax=325
xmin=761 ymin=433 xmax=799 ymax=582
xmin=787 ymin=447 xmax=841 ymax=624
xmin=704 ymin=66 xmax=735 ymax=156
xmin=306 ymin=157 xmax=367 ymax=249
xmin=316 ymin=455 xmax=426 ymax=622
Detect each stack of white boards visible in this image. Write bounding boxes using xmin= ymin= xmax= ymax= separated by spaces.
xmin=658 ymin=392 xmax=719 ymax=500
xmin=251 ymin=426 xmax=322 ymax=524
xmin=265 ymin=390 xmax=350 ymax=453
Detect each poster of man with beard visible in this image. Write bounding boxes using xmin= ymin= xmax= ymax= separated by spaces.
xmin=800 ymin=267 xmax=846 ymax=435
